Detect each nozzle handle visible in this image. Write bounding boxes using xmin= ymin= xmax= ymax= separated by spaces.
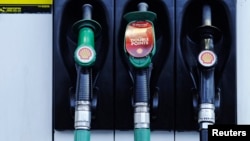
xmin=82 ymin=4 xmax=92 ymax=20
xmin=75 ymin=68 xmax=91 ymax=101
xmin=134 ymin=70 xmax=149 ymax=103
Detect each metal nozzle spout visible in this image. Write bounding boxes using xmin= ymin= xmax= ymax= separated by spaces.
xmin=82 ymin=4 xmax=92 ymax=20
xmin=202 ymin=5 xmax=212 ymax=26
xmin=138 ymin=2 xmax=148 ymax=11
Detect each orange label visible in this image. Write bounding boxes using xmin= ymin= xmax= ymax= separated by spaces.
xmin=125 ymin=21 xmax=154 ymax=57
xmin=76 ymin=46 xmax=94 ymax=63
xmin=201 ymin=52 xmax=213 ymax=63
xmin=79 ymin=47 xmax=92 ymax=60
xmin=198 ymin=50 xmax=216 ymax=67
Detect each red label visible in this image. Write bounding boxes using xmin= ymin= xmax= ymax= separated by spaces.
xmin=125 ymin=21 xmax=154 ymax=57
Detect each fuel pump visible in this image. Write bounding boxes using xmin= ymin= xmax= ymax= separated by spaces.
xmin=124 ymin=2 xmax=156 ymax=141
xmin=190 ymin=4 xmax=222 ymax=141
xmin=71 ymin=4 xmax=101 ymax=141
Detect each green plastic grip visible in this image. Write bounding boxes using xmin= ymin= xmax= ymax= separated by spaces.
xmin=134 ymin=128 xmax=150 ymax=141
xmin=77 ymin=27 xmax=94 ymax=47
xmin=74 ymin=27 xmax=96 ymax=67
xmin=74 ymin=130 xmax=90 ymax=141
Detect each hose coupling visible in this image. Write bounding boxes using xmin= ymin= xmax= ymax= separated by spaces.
xmin=74 ymin=101 xmax=91 ymax=129
xmin=198 ymin=103 xmax=215 ymax=129
xmin=134 ymin=102 xmax=150 ymax=128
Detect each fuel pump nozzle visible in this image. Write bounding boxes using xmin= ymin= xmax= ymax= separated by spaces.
xmin=124 ymin=2 xmax=157 ymax=141
xmin=71 ymin=4 xmax=101 ymax=141
xmin=190 ymin=4 xmax=222 ymax=141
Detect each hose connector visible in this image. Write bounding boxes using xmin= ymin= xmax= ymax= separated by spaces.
xmin=198 ymin=103 xmax=215 ymax=130
xmin=74 ymin=101 xmax=91 ymax=129
xmin=134 ymin=102 xmax=150 ymax=128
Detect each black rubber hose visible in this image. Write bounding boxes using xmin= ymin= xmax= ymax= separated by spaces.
xmin=200 ymin=129 xmax=208 ymax=141
xmin=134 ymin=69 xmax=149 ymax=103
xmin=75 ymin=68 xmax=91 ymax=101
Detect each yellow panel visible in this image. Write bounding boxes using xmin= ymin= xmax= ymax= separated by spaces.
xmin=0 ymin=0 xmax=52 ymax=4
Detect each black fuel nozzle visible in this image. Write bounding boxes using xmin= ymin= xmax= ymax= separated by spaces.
xmin=190 ymin=4 xmax=222 ymax=141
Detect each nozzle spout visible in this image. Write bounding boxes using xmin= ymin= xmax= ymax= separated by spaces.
xmin=138 ymin=2 xmax=148 ymax=11
xmin=82 ymin=4 xmax=92 ymax=20
xmin=202 ymin=5 xmax=212 ymax=26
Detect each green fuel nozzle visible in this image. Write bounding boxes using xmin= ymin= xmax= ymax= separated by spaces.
xmin=124 ymin=2 xmax=157 ymax=141
xmin=124 ymin=2 xmax=156 ymax=68
xmin=72 ymin=4 xmax=101 ymax=67
xmin=72 ymin=4 xmax=101 ymax=141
